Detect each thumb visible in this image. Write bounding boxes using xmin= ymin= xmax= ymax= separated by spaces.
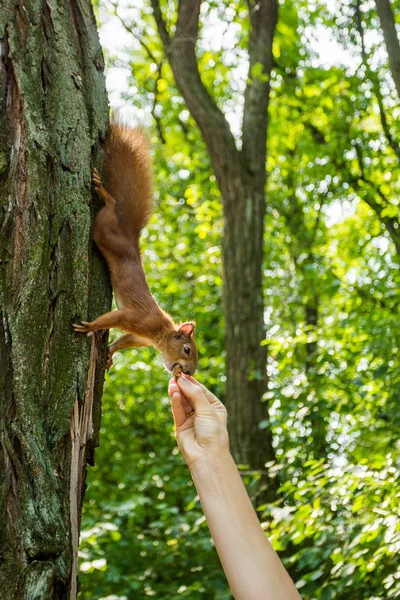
xmin=177 ymin=376 xmax=214 ymax=414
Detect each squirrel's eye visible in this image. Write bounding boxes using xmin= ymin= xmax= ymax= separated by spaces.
xmin=184 ymin=346 xmax=190 ymax=356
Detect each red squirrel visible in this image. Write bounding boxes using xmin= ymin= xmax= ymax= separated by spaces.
xmin=73 ymin=123 xmax=197 ymax=376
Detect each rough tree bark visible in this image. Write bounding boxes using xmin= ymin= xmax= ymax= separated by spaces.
xmin=150 ymin=0 xmax=279 ymax=502
xmin=0 ymin=1 xmax=110 ymax=599
xmin=375 ymin=0 xmax=400 ymax=100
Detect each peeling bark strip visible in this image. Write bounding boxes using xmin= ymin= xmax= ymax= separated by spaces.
xmin=0 ymin=1 xmax=110 ymax=599
xmin=70 ymin=338 xmax=97 ymax=600
xmin=151 ymin=0 xmax=279 ymax=503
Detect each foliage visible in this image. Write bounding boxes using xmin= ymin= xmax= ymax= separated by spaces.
xmin=80 ymin=0 xmax=400 ymax=598
xmin=268 ymin=455 xmax=400 ymax=599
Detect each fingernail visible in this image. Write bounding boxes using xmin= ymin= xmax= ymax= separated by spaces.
xmin=178 ymin=376 xmax=191 ymax=389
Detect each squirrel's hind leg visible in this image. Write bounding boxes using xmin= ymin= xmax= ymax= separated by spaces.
xmin=92 ymin=173 xmax=130 ymax=258
xmin=93 ymin=169 xmax=115 ymax=206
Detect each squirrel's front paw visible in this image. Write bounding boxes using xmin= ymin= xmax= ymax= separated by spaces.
xmin=73 ymin=321 xmax=94 ymax=336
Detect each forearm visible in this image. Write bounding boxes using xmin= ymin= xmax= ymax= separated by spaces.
xmin=190 ymin=452 xmax=301 ymax=600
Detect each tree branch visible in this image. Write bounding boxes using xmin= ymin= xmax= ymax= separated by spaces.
xmin=354 ymin=0 xmax=400 ymax=162
xmin=150 ymin=0 xmax=240 ymax=192
xmin=111 ymin=5 xmax=166 ymax=144
xmin=354 ymin=0 xmax=367 ymax=63
xmin=175 ymin=0 xmax=201 ymax=41
xmin=373 ymin=78 xmax=400 ymax=162
xmin=375 ymin=0 xmax=400 ymax=100
xmin=306 ymin=120 xmax=400 ymax=255
xmin=242 ymin=0 xmax=278 ymax=178
xmin=149 ymin=0 xmax=170 ymax=47
xmin=351 ymin=144 xmax=400 ymax=255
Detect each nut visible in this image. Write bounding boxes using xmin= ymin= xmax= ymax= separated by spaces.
xmin=173 ymin=364 xmax=183 ymax=379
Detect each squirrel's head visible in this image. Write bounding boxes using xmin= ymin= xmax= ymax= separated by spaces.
xmin=162 ymin=322 xmax=197 ymax=376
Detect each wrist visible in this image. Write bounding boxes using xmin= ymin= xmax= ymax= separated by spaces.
xmin=188 ymin=449 xmax=235 ymax=482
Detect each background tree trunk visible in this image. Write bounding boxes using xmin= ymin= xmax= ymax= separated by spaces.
xmin=0 ymin=1 xmax=110 ymax=598
xmin=304 ymin=298 xmax=328 ymax=458
xmin=151 ymin=0 xmax=279 ymax=503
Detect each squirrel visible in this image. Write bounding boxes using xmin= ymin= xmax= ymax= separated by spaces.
xmin=73 ymin=122 xmax=197 ymax=377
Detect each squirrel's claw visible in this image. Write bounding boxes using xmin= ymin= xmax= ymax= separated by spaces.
xmin=92 ymin=171 xmax=102 ymax=188
xmin=92 ymin=168 xmax=102 ymax=188
xmin=73 ymin=321 xmax=93 ymax=334
xmin=92 ymin=169 xmax=113 ymax=205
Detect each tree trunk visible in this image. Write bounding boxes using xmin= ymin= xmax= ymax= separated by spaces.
xmin=305 ymin=299 xmax=327 ymax=458
xmin=375 ymin=0 xmax=400 ymax=100
xmin=223 ymin=181 xmax=278 ymax=502
xmin=0 ymin=2 xmax=110 ymax=598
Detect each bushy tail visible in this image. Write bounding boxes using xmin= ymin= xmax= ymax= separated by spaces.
xmin=103 ymin=122 xmax=153 ymax=239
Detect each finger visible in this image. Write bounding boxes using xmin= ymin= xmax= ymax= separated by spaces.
xmin=186 ymin=376 xmax=223 ymax=407
xmin=169 ymin=379 xmax=193 ymax=407
xmin=177 ymin=376 xmax=214 ymax=414
xmin=184 ymin=377 xmax=227 ymax=426
xmin=184 ymin=375 xmax=202 ymax=388
xmin=181 ymin=396 xmax=194 ymax=414
xmin=170 ymin=391 xmax=187 ymax=429
xmin=169 ymin=380 xmax=194 ymax=413
xmin=168 ymin=380 xmax=180 ymax=399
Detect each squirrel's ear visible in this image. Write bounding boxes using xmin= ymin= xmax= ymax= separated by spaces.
xmin=179 ymin=322 xmax=196 ymax=337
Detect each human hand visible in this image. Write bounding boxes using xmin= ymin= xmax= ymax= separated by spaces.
xmin=168 ymin=376 xmax=229 ymax=468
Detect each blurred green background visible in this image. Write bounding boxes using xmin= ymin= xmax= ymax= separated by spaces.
xmin=79 ymin=0 xmax=400 ymax=598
